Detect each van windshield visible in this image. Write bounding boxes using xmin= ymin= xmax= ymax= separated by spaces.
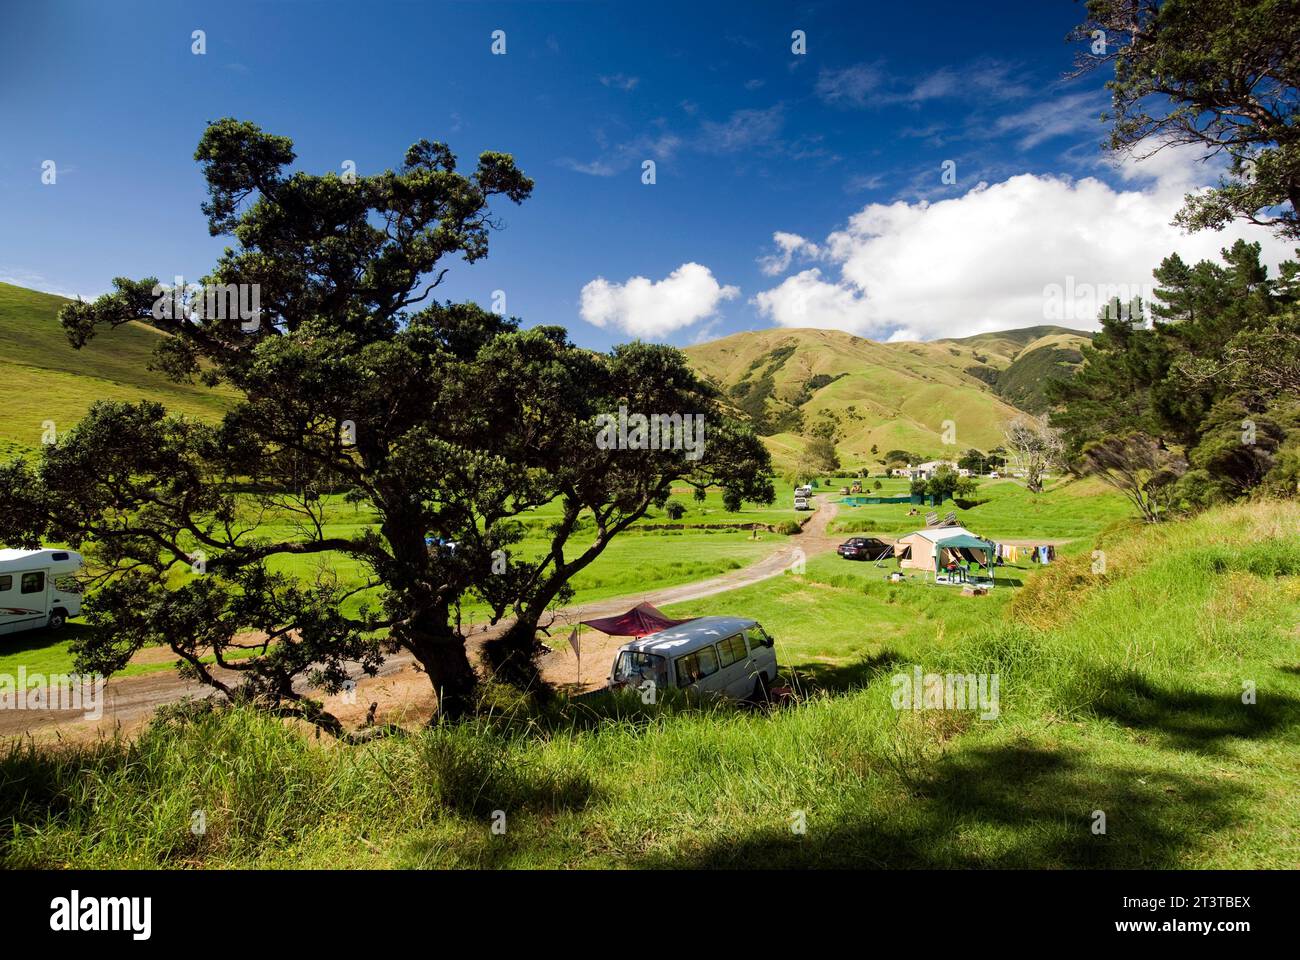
xmin=613 ymin=651 xmax=667 ymax=689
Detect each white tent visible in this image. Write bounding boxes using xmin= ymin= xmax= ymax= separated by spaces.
xmin=895 ymin=526 xmax=985 ymax=571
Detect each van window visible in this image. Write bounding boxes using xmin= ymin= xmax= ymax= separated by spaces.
xmin=613 ymin=651 xmax=667 ymax=689
xmin=0 ymin=575 xmax=10 ymax=592
xmin=717 ymin=634 xmax=747 ymax=668
xmin=675 ymin=647 xmax=719 ymax=686
xmin=745 ymin=626 xmax=773 ymax=650
xmin=51 ymin=552 xmax=69 ymax=561
xmin=21 ymin=572 xmax=45 ymax=595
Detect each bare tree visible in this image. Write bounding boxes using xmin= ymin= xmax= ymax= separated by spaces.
xmin=1003 ymin=416 xmax=1064 ymax=494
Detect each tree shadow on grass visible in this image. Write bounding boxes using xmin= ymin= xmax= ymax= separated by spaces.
xmin=786 ymin=649 xmax=904 ymax=693
xmin=1088 ymin=671 xmax=1298 ymax=756
xmin=0 ymin=622 xmax=94 ymax=664
xmin=400 ymin=819 xmax=580 ymax=869
xmin=634 ymin=741 xmax=1245 ymax=869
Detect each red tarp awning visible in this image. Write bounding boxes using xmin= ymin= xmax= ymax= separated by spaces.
xmin=578 ymin=601 xmax=693 ymax=638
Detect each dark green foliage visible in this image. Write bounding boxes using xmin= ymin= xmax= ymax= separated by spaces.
xmin=964 ymin=364 xmax=1000 ymax=387
xmin=917 ymin=466 xmax=977 ymax=503
xmin=805 ymin=436 xmax=841 ymax=474
xmin=790 ymin=371 xmax=846 ymax=408
xmin=729 ymin=373 xmax=777 ymax=434
xmin=882 ymin=449 xmax=918 ymax=465
xmin=1072 ymin=0 xmax=1300 ymax=239
xmin=994 ymin=345 xmax=1085 ymax=414
xmin=1050 ymin=240 xmax=1299 ymax=511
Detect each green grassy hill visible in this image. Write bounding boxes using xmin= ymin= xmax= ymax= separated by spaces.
xmin=935 ymin=324 xmax=1086 ymax=363
xmin=948 ymin=327 xmax=1091 ymax=415
xmin=1 ymin=280 xmax=1089 ymax=472
xmin=0 ymin=283 xmax=233 ymax=458
xmin=685 ymin=326 xmax=1090 ymax=470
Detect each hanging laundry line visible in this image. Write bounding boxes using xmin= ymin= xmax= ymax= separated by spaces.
xmin=992 ymin=542 xmax=1056 ymax=564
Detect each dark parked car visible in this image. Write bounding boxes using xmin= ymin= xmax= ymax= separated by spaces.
xmin=837 ymin=537 xmax=891 ymax=560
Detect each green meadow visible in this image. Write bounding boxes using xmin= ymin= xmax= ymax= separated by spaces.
xmin=0 ymin=488 xmax=796 ymax=678
xmin=830 ymin=477 xmax=1133 ymax=539
xmin=0 ymin=474 xmax=1122 ymax=678
xmin=0 ymin=283 xmax=234 ymax=460
xmin=3 ymin=499 xmax=1294 ymax=869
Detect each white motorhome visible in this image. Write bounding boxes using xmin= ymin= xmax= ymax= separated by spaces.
xmin=609 ymin=615 xmax=778 ymax=701
xmin=0 ymin=549 xmax=84 ymax=635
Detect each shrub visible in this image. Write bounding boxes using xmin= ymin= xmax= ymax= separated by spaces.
xmin=833 ymin=518 xmax=876 ymax=534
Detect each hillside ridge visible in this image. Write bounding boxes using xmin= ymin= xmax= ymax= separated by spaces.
xmin=0 ymin=282 xmax=1090 ymax=468
xmin=685 ymin=325 xmax=1091 ymax=469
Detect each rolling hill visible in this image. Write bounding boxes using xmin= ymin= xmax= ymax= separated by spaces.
xmin=0 ymin=282 xmax=1089 ymax=473
xmin=0 ymin=283 xmax=234 ymax=459
xmin=684 ymin=325 xmax=1091 ymax=471
xmin=947 ymin=325 xmax=1090 ymax=414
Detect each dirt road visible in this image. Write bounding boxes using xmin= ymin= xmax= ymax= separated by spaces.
xmin=1 ymin=495 xmax=845 ymax=742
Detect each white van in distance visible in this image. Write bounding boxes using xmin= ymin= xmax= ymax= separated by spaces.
xmin=0 ymin=549 xmax=84 ymax=635
xmin=609 ymin=615 xmax=778 ymax=701
xmin=794 ymin=485 xmax=813 ymax=498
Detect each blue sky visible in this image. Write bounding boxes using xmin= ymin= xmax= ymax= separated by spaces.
xmin=2 ymin=0 xmax=1288 ymax=348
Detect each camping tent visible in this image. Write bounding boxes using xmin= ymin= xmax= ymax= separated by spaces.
xmin=930 ymin=532 xmax=997 ymax=581
xmin=896 ymin=526 xmax=991 ymax=571
xmin=579 ymin=601 xmax=693 ymax=638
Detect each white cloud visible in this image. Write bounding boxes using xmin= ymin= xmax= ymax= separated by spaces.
xmin=557 ymin=132 xmax=681 ymax=178
xmin=992 ymin=91 xmax=1106 ymax=149
xmin=561 ymin=103 xmax=785 ymax=179
xmin=844 ymin=172 xmax=887 ymax=194
xmin=599 ymin=73 xmax=639 ymax=91
xmin=752 ymin=268 xmax=875 ymax=332
xmin=757 ymin=231 xmax=823 ymax=275
xmin=753 ymin=150 xmax=1295 ymax=341
xmin=698 ymin=105 xmax=784 ymax=153
xmin=557 ymin=158 xmax=618 ymax=177
xmin=817 ymin=59 xmax=1032 ymax=110
xmin=815 ymin=64 xmax=885 ymax=108
xmin=580 ymin=263 xmax=740 ymax=338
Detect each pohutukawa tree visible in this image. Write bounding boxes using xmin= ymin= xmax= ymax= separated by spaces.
xmin=0 ymin=119 xmax=772 ymax=727
xmin=1070 ymin=0 xmax=1300 ymax=238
